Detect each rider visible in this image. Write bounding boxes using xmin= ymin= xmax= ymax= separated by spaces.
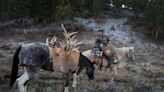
xmin=94 ymin=29 xmax=114 ymax=69
xmin=95 ymin=29 xmax=110 ymax=51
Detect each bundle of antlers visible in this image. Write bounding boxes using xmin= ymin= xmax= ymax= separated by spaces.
xmin=46 ymin=23 xmax=83 ymax=52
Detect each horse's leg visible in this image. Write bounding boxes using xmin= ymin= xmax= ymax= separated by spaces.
xmin=98 ymin=58 xmax=103 ymax=70
xmin=72 ymin=73 xmax=77 ymax=88
xmin=109 ymin=64 xmax=115 ymax=82
xmin=109 ymin=64 xmax=113 ymax=73
xmin=111 ymin=64 xmax=118 ymax=82
xmin=72 ymin=66 xmax=80 ymax=88
xmin=131 ymin=53 xmax=135 ymax=61
xmin=64 ymin=73 xmax=69 ymax=92
xmin=114 ymin=65 xmax=118 ymax=75
xmin=127 ymin=52 xmax=131 ymax=58
xmin=16 ymin=67 xmax=29 ymax=92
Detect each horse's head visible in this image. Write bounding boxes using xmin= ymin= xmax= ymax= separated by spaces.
xmin=129 ymin=46 xmax=135 ymax=52
xmin=102 ymin=46 xmax=120 ymax=64
xmin=112 ymin=56 xmax=119 ymax=64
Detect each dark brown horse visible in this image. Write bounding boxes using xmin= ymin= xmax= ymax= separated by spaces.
xmin=9 ymin=42 xmax=94 ymax=92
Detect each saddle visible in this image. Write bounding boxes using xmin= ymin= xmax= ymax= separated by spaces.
xmin=92 ymin=47 xmax=118 ymax=63
xmin=91 ymin=48 xmax=103 ymax=58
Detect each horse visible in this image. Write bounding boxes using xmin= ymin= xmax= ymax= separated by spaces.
xmin=113 ymin=46 xmax=135 ymax=62
xmin=100 ymin=46 xmax=135 ymax=73
xmin=9 ymin=42 xmax=95 ymax=92
xmin=82 ymin=46 xmax=119 ymax=80
xmin=99 ymin=46 xmax=135 ymax=75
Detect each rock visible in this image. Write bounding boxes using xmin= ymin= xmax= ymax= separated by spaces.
xmin=114 ymin=76 xmax=132 ymax=82
xmin=46 ymin=87 xmax=52 ymax=92
xmin=0 ymin=72 xmax=5 ymax=80
xmin=118 ymin=62 xmax=128 ymax=68
xmin=111 ymin=26 xmax=115 ymax=30
xmin=126 ymin=65 xmax=142 ymax=74
xmin=142 ymin=67 xmax=162 ymax=78
xmin=149 ymin=43 xmax=158 ymax=49
xmin=152 ymin=85 xmax=163 ymax=92
xmin=0 ymin=53 xmax=4 ymax=58
xmin=134 ymin=77 xmax=145 ymax=88
xmin=106 ymin=81 xmax=123 ymax=92
xmin=0 ymin=44 xmax=12 ymax=50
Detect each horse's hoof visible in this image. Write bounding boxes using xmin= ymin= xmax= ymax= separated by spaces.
xmin=72 ymin=85 xmax=76 ymax=88
xmin=72 ymin=83 xmax=77 ymax=88
xmin=64 ymin=87 xmax=69 ymax=92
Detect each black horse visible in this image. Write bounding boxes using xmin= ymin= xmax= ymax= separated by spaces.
xmin=9 ymin=42 xmax=94 ymax=92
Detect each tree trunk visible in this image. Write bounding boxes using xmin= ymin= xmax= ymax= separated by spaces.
xmin=36 ymin=16 xmax=38 ymax=24
xmin=134 ymin=11 xmax=138 ymax=19
xmin=43 ymin=18 xmax=47 ymax=24
xmin=0 ymin=0 xmax=2 ymax=16
xmin=152 ymin=30 xmax=155 ymax=37
xmin=155 ymin=30 xmax=159 ymax=39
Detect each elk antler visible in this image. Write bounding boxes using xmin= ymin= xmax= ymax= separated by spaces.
xmin=61 ymin=23 xmax=83 ymax=51
xmin=46 ymin=35 xmax=57 ymax=47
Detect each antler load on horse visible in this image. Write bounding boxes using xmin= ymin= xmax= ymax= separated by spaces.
xmin=9 ymin=23 xmax=94 ymax=92
xmin=46 ymin=23 xmax=83 ymax=52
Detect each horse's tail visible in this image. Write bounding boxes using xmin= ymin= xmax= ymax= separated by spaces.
xmin=9 ymin=45 xmax=22 ymax=89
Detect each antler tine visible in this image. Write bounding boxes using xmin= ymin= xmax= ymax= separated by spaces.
xmin=50 ymin=36 xmax=57 ymax=45
xmin=61 ymin=23 xmax=71 ymax=44
xmin=70 ymin=38 xmax=83 ymax=46
xmin=61 ymin=23 xmax=67 ymax=35
xmin=71 ymin=35 xmax=77 ymax=41
xmin=61 ymin=23 xmax=82 ymax=51
xmin=61 ymin=23 xmax=78 ymax=39
xmin=68 ymin=32 xmax=78 ymax=37
xmin=63 ymin=32 xmax=78 ymax=42
xmin=76 ymin=41 xmax=84 ymax=45
xmin=73 ymin=41 xmax=84 ymax=47
xmin=73 ymin=47 xmax=80 ymax=51
xmin=59 ymin=40 xmax=66 ymax=48
xmin=46 ymin=38 xmax=49 ymax=45
xmin=53 ymin=36 xmax=57 ymax=43
xmin=50 ymin=37 xmax=54 ymax=44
